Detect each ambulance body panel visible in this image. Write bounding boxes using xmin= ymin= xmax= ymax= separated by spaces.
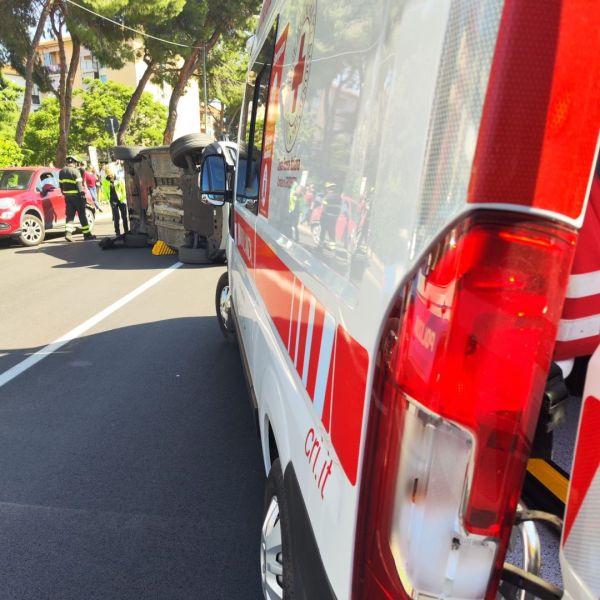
xmin=201 ymin=0 xmax=600 ymax=597
xmin=560 ymin=347 xmax=600 ymax=600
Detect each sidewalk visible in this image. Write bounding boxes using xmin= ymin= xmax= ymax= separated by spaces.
xmin=95 ymin=203 xmax=113 ymax=222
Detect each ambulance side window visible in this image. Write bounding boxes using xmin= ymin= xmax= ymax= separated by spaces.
xmin=236 ymin=23 xmax=277 ymax=214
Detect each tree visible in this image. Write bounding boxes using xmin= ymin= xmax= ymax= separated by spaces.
xmin=49 ymin=4 xmax=81 ymax=167
xmin=23 ymin=80 xmax=167 ymax=164
xmin=15 ymin=0 xmax=55 ymax=145
xmin=0 ymin=74 xmax=23 ymax=139
xmin=0 ymin=140 xmax=24 ymax=168
xmin=70 ymin=79 xmax=167 ymax=151
xmin=23 ymin=97 xmax=61 ymax=165
xmin=161 ymin=0 xmax=261 ymax=145
xmin=206 ymin=21 xmax=255 ymax=138
xmin=0 ymin=1 xmax=56 ymax=142
xmin=116 ymin=0 xmax=186 ymax=144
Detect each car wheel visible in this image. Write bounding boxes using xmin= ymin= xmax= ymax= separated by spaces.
xmin=215 ymin=271 xmax=236 ymax=343
xmin=85 ymin=207 xmax=95 ymax=232
xmin=261 ymin=459 xmax=294 ymax=600
xmin=170 ymin=133 xmax=214 ymax=169
xmin=19 ymin=214 xmax=45 ymax=247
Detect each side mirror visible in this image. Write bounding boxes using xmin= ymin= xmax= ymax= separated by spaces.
xmin=199 ymin=154 xmax=228 ymax=206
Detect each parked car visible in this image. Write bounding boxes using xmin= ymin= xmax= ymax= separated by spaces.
xmin=0 ymin=167 xmax=96 ymax=246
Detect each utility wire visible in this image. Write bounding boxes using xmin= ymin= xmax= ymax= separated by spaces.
xmin=63 ymin=0 xmax=206 ymax=49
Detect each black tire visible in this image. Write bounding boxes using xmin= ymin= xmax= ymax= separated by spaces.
xmin=170 ymin=133 xmax=214 ymax=169
xmin=210 ymin=249 xmax=226 ymax=264
xmin=215 ymin=271 xmax=236 ymax=342
xmin=261 ymin=459 xmax=294 ymax=599
xmin=124 ymin=232 xmax=148 ymax=248
xmin=178 ymin=245 xmax=211 ymax=264
xmin=19 ymin=213 xmax=45 ymax=247
xmin=206 ymin=237 xmax=226 ymax=264
xmin=85 ymin=207 xmax=95 ymax=232
xmin=111 ymin=145 xmax=145 ymax=161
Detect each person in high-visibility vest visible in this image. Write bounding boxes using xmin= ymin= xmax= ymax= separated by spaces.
xmin=101 ymin=166 xmax=128 ymax=236
xmin=58 ymin=155 xmax=95 ymax=242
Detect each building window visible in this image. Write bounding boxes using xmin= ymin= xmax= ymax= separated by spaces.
xmin=32 ymin=84 xmax=40 ymax=106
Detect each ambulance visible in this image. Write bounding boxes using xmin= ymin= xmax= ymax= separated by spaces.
xmin=198 ymin=0 xmax=600 ymax=598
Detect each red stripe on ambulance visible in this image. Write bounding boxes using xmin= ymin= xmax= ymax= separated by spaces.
xmin=468 ymin=0 xmax=600 ymax=221
xmin=563 ymin=395 xmax=600 ymax=544
xmin=249 ymin=216 xmax=367 ymax=485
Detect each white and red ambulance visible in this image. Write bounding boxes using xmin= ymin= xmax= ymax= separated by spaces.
xmin=560 ymin=346 xmax=600 ymax=600
xmin=199 ymin=0 xmax=600 ymax=598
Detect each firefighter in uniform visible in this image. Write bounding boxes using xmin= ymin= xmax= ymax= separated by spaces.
xmin=58 ymin=155 xmax=95 ymax=242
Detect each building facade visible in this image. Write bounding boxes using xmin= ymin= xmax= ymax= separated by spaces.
xmin=2 ymin=34 xmax=201 ymax=142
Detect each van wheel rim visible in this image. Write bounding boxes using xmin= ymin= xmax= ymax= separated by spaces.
xmin=261 ymin=496 xmax=283 ymax=600
xmin=22 ymin=218 xmax=42 ymax=242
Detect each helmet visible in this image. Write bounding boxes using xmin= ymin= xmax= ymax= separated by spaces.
xmin=65 ymin=155 xmax=79 ymax=164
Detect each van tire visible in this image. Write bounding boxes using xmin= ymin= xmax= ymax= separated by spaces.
xmin=178 ymin=245 xmax=211 ymax=264
xmin=170 ymin=133 xmax=214 ymax=169
xmin=111 ymin=145 xmax=145 ymax=161
xmin=261 ymin=459 xmax=295 ymax=600
xmin=215 ymin=272 xmax=236 ymax=343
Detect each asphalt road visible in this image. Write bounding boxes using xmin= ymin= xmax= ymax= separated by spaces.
xmin=0 ymin=219 xmax=265 ymax=600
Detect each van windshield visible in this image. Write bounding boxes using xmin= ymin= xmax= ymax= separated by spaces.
xmin=0 ymin=170 xmax=33 ymax=191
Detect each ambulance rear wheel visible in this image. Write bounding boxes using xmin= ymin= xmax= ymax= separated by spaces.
xmin=215 ymin=272 xmax=236 ymax=343
xmin=261 ymin=459 xmax=294 ymax=600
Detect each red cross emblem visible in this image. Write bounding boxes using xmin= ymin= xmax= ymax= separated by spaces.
xmin=291 ymin=33 xmax=306 ymax=114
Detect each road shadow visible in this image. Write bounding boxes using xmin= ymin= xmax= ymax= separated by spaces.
xmin=0 ymin=317 xmax=264 ymax=600
xmin=11 ymin=231 xmax=222 ymax=272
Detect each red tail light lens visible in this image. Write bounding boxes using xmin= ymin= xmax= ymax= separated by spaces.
xmin=354 ymin=213 xmax=576 ymax=599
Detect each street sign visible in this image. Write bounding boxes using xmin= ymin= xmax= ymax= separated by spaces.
xmin=104 ymin=116 xmax=119 ymax=136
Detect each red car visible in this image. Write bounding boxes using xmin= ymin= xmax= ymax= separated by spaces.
xmin=0 ymin=167 xmax=96 ymax=246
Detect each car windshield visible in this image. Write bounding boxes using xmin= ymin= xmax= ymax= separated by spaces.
xmin=0 ymin=170 xmax=33 ymax=191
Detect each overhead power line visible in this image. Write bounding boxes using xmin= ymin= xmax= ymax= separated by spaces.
xmin=63 ymin=0 xmax=206 ymax=49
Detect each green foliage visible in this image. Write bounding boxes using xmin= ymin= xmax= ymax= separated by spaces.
xmin=207 ymin=20 xmax=255 ymax=137
xmin=23 ymin=97 xmax=61 ymax=165
xmin=0 ymin=139 xmax=24 ymax=168
xmin=70 ymin=79 xmax=166 ymax=150
xmin=0 ymin=0 xmax=53 ymax=92
xmin=23 ymin=80 xmax=167 ymax=164
xmin=0 ymin=74 xmax=23 ymax=138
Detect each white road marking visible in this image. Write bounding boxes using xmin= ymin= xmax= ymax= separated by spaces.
xmin=0 ymin=261 xmax=183 ymax=389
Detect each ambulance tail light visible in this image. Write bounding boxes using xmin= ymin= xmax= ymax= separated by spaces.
xmin=354 ymin=212 xmax=576 ymax=599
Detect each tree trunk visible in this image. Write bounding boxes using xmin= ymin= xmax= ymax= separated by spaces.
xmin=51 ymin=10 xmax=68 ymax=166
xmin=15 ymin=0 xmax=54 ymax=145
xmin=63 ymin=38 xmax=81 ymax=153
xmin=52 ymin=17 xmax=80 ymax=167
xmin=117 ymin=59 xmax=156 ymax=145
xmin=162 ymin=29 xmax=221 ymax=145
